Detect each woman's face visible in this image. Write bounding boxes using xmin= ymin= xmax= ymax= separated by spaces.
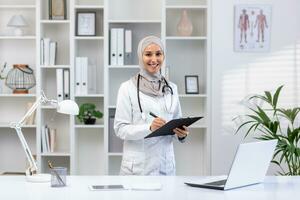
xmin=142 ymin=43 xmax=164 ymax=74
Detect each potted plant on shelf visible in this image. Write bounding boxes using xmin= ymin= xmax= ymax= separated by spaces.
xmin=77 ymin=103 xmax=103 ymax=125
xmin=235 ymin=85 xmax=300 ymax=175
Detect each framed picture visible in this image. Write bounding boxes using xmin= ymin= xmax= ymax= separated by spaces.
xmin=234 ymin=4 xmax=272 ymax=52
xmin=76 ymin=12 xmax=96 ymax=36
xmin=49 ymin=0 xmax=67 ymax=20
xmin=185 ymin=75 xmax=199 ymax=94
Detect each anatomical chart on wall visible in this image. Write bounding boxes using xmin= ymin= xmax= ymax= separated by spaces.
xmin=234 ymin=5 xmax=272 ymax=52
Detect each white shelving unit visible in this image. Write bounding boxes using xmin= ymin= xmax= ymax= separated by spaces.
xmin=0 ymin=0 xmax=210 ymax=176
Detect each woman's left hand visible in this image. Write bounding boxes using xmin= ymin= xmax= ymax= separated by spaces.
xmin=173 ymin=125 xmax=189 ymax=138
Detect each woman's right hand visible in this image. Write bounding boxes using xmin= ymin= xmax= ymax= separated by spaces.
xmin=150 ymin=117 xmax=166 ymax=131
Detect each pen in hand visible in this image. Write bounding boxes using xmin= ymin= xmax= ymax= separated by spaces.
xmin=149 ymin=112 xmax=158 ymax=118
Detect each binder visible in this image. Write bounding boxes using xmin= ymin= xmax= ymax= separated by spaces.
xmin=56 ymin=68 xmax=63 ymax=102
xmin=117 ymin=28 xmax=124 ymax=65
xmin=81 ymin=57 xmax=88 ymax=95
xmin=40 ymin=38 xmax=44 ymax=65
xmin=75 ymin=57 xmax=82 ymax=95
xmin=49 ymin=41 xmax=57 ymax=66
xmin=110 ymin=28 xmax=118 ymax=66
xmin=41 ymin=125 xmax=47 ymax=153
xmin=88 ymin=63 xmax=96 ymax=94
xmin=43 ymin=38 xmax=51 ymax=66
xmin=125 ymin=29 xmax=132 ymax=65
xmin=63 ymin=69 xmax=70 ymax=99
xmin=145 ymin=116 xmax=203 ymax=139
xmin=49 ymin=128 xmax=56 ymax=153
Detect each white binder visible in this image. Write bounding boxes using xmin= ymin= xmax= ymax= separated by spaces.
xmin=125 ymin=29 xmax=132 ymax=65
xmin=75 ymin=57 xmax=82 ymax=95
xmin=117 ymin=28 xmax=124 ymax=65
xmin=63 ymin=69 xmax=70 ymax=99
xmin=81 ymin=57 xmax=88 ymax=95
xmin=43 ymin=38 xmax=51 ymax=66
xmin=110 ymin=28 xmax=118 ymax=66
xmin=40 ymin=38 xmax=44 ymax=65
xmin=56 ymin=68 xmax=63 ymax=102
xmin=49 ymin=41 xmax=57 ymax=66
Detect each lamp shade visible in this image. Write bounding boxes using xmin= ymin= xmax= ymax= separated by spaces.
xmin=57 ymin=100 xmax=79 ymax=115
xmin=7 ymin=15 xmax=28 ymax=27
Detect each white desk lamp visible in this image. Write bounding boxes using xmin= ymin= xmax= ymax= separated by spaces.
xmin=10 ymin=91 xmax=79 ymax=182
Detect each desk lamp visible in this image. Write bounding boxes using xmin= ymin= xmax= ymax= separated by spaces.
xmin=10 ymin=91 xmax=79 ymax=182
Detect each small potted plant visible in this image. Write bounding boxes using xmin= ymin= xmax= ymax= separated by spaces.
xmin=77 ymin=103 xmax=103 ymax=125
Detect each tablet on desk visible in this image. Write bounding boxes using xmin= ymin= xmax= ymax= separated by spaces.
xmin=145 ymin=116 xmax=203 ymax=139
xmin=89 ymin=185 xmax=126 ymax=191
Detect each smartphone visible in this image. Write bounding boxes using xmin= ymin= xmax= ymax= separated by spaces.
xmin=89 ymin=185 xmax=125 ymax=191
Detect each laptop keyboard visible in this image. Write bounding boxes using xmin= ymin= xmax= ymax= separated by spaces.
xmin=205 ymin=179 xmax=227 ymax=186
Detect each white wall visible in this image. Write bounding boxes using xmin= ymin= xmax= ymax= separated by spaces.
xmin=211 ymin=0 xmax=300 ymax=175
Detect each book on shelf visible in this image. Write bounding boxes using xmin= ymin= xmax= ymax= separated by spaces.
xmin=41 ymin=125 xmax=57 ymax=153
xmin=125 ymin=29 xmax=132 ymax=65
xmin=40 ymin=38 xmax=57 ymax=66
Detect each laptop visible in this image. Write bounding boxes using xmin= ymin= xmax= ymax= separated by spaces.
xmin=185 ymin=139 xmax=277 ymax=190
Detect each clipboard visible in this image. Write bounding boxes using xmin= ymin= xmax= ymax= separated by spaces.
xmin=145 ymin=116 xmax=203 ymax=139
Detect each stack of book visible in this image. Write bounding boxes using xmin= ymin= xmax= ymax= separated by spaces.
xmin=41 ymin=125 xmax=56 ymax=153
xmin=40 ymin=38 xmax=57 ymax=66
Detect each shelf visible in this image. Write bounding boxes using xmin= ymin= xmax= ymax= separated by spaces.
xmin=41 ymin=152 xmax=71 ymax=157
xmin=75 ymin=94 xmax=104 ymax=98
xmin=0 ymin=5 xmax=36 ymax=9
xmin=74 ymin=5 xmax=104 ymax=9
xmin=179 ymin=94 xmax=207 ymax=98
xmin=40 ymin=65 xmax=70 ymax=69
xmin=108 ymin=153 xmax=123 ymax=156
xmin=108 ymin=106 xmax=116 ymax=109
xmin=75 ymin=125 xmax=104 ymax=129
xmin=40 ymin=105 xmax=56 ymax=109
xmin=166 ymin=36 xmax=207 ymax=40
xmin=166 ymin=5 xmax=208 ymax=9
xmin=75 ymin=36 xmax=104 ymax=40
xmin=40 ymin=20 xmax=70 ymax=24
xmin=0 ymin=94 xmax=36 ymax=97
xmin=0 ymin=124 xmax=36 ymax=128
xmin=108 ymin=65 xmax=139 ymax=69
xmin=0 ymin=36 xmax=36 ymax=40
xmin=108 ymin=20 xmax=161 ymax=24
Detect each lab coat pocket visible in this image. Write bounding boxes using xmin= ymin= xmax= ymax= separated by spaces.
xmin=120 ymin=159 xmax=133 ymax=175
xmin=132 ymin=158 xmax=144 ymax=175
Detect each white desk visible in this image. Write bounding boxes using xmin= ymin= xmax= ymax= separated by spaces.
xmin=0 ymin=176 xmax=299 ymax=200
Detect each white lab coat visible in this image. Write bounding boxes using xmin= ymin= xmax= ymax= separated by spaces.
xmin=114 ymin=80 xmax=182 ymax=175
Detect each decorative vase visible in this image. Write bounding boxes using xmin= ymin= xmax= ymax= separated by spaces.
xmin=84 ymin=118 xmax=96 ymax=125
xmin=176 ymin=9 xmax=193 ymax=36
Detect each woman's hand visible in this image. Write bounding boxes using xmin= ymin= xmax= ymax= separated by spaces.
xmin=150 ymin=117 xmax=166 ymax=131
xmin=173 ymin=125 xmax=189 ymax=138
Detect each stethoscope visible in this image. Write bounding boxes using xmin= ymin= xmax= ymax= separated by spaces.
xmin=137 ymin=74 xmax=173 ymax=120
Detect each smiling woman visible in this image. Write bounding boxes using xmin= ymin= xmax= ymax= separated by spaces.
xmin=113 ymin=36 xmax=189 ymax=176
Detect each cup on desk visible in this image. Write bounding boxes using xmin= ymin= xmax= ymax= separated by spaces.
xmin=50 ymin=167 xmax=67 ymax=187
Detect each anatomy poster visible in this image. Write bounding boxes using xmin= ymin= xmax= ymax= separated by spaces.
xmin=234 ymin=5 xmax=272 ymax=52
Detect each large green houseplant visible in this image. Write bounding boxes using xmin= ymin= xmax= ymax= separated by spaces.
xmin=235 ymin=85 xmax=300 ymax=175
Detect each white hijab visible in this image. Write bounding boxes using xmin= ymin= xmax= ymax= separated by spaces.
xmin=131 ymin=36 xmax=167 ymax=97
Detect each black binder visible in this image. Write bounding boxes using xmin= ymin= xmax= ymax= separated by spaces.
xmin=145 ymin=116 xmax=203 ymax=139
